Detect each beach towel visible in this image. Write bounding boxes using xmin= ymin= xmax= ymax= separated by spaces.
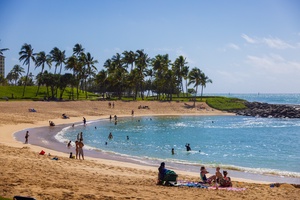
xmin=208 ymin=186 xmax=246 ymax=191
xmin=173 ymin=180 xmax=208 ymax=188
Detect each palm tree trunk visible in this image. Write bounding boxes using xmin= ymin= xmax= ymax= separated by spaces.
xmin=22 ymin=63 xmax=30 ymax=97
xmin=193 ymin=86 xmax=198 ymax=107
xmin=85 ymin=78 xmax=88 ymax=99
xmin=36 ymin=84 xmax=41 ymax=96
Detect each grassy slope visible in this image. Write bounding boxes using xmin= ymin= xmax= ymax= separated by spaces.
xmin=0 ymin=86 xmax=98 ymax=100
xmin=0 ymin=86 xmax=247 ymax=110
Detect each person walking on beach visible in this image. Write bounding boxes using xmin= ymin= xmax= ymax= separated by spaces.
xmin=25 ymin=131 xmax=29 ymax=144
xmin=131 ymin=110 xmax=134 ymax=116
xmin=78 ymin=139 xmax=84 ymax=160
xmin=83 ymin=117 xmax=86 ymax=126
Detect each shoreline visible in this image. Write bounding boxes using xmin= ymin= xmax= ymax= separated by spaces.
xmin=1 ymin=101 xmax=299 ymax=199
xmin=13 ymin=116 xmax=300 ymax=185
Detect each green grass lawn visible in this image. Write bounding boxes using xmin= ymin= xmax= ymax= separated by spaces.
xmin=0 ymin=86 xmax=247 ymax=110
xmin=0 ymin=86 xmax=98 ymax=100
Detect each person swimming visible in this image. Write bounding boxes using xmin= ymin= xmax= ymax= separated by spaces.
xmin=185 ymin=143 xmax=191 ymax=151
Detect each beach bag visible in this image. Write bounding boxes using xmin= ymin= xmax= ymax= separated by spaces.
xmin=163 ymin=170 xmax=178 ymax=182
xmin=39 ymin=150 xmax=45 ymax=155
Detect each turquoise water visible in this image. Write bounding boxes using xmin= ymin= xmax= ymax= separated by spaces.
xmin=56 ymin=94 xmax=300 ymax=178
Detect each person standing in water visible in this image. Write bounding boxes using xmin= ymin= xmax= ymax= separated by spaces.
xmin=25 ymin=131 xmax=29 ymax=144
xmin=67 ymin=140 xmax=72 ymax=149
xmin=185 ymin=143 xmax=191 ymax=151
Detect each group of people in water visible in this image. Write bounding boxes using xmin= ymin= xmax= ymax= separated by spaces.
xmin=157 ymin=162 xmax=232 ymax=187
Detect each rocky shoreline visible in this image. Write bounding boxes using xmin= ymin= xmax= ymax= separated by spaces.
xmin=230 ymin=102 xmax=300 ymax=118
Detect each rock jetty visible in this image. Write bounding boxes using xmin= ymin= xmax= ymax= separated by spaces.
xmin=230 ymin=102 xmax=300 ymax=118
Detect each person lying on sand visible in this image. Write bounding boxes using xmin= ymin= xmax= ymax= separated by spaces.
xmin=62 ymin=113 xmax=70 ymax=119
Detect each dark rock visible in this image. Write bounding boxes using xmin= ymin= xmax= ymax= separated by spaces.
xmin=229 ymin=102 xmax=300 ymax=118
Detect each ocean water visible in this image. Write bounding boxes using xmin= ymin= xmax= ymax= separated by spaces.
xmin=209 ymin=93 xmax=300 ymax=105
xmin=56 ymin=94 xmax=300 ymax=179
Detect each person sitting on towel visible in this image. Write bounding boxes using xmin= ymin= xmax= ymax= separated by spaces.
xmin=157 ymin=162 xmax=167 ymax=185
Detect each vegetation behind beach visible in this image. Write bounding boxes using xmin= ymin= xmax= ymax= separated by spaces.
xmin=0 ymin=86 xmax=246 ymax=111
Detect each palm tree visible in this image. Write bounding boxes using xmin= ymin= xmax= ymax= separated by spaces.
xmin=199 ymin=72 xmax=212 ymax=99
xmin=0 ymin=47 xmax=9 ymax=55
xmin=0 ymin=74 xmax=7 ymax=86
xmin=80 ymin=52 xmax=98 ymax=99
xmin=135 ymin=49 xmax=150 ymax=99
xmin=35 ymin=51 xmax=52 ymax=95
xmin=151 ymin=54 xmax=171 ymax=100
xmin=19 ymin=43 xmax=36 ymax=97
xmin=50 ymin=47 xmax=66 ymax=74
xmin=122 ymin=50 xmax=135 ymax=72
xmin=0 ymin=40 xmax=9 ymax=55
xmin=174 ymin=56 xmax=187 ymax=96
xmin=188 ymin=67 xmax=202 ymax=107
xmin=95 ymin=69 xmax=108 ymax=97
xmin=9 ymin=64 xmax=25 ymax=85
xmin=73 ymin=43 xmax=85 ymax=56
xmin=65 ymin=55 xmax=82 ymax=100
xmin=182 ymin=66 xmax=190 ymax=97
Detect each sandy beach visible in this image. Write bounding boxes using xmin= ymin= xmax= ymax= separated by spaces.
xmin=0 ymin=100 xmax=299 ymax=200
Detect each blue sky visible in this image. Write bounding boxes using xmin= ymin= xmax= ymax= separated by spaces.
xmin=0 ymin=0 xmax=299 ymax=93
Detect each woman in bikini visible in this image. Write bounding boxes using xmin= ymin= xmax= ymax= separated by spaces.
xmin=200 ymin=166 xmax=216 ymax=184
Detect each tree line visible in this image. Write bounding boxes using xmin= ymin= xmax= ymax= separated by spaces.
xmin=0 ymin=43 xmax=212 ymax=100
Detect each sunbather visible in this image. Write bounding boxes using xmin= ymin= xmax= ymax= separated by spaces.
xmin=219 ymin=170 xmax=232 ymax=187
xmin=62 ymin=113 xmax=69 ymax=119
xmin=200 ymin=166 xmax=216 ymax=184
xmin=215 ymin=167 xmax=223 ymax=183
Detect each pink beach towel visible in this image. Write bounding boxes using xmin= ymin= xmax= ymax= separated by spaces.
xmin=208 ymin=186 xmax=246 ymax=191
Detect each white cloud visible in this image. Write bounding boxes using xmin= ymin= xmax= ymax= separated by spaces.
xmin=263 ymin=37 xmax=294 ymax=49
xmin=228 ymin=43 xmax=240 ymax=50
xmin=241 ymin=34 xmax=257 ymax=44
xmin=242 ymin=34 xmax=295 ymax=49
xmin=246 ymin=54 xmax=300 ymax=73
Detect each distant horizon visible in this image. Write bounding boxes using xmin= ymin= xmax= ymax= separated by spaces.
xmin=1 ymin=0 xmax=299 ymax=93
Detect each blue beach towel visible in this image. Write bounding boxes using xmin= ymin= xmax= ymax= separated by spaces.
xmin=174 ymin=180 xmax=208 ymax=188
